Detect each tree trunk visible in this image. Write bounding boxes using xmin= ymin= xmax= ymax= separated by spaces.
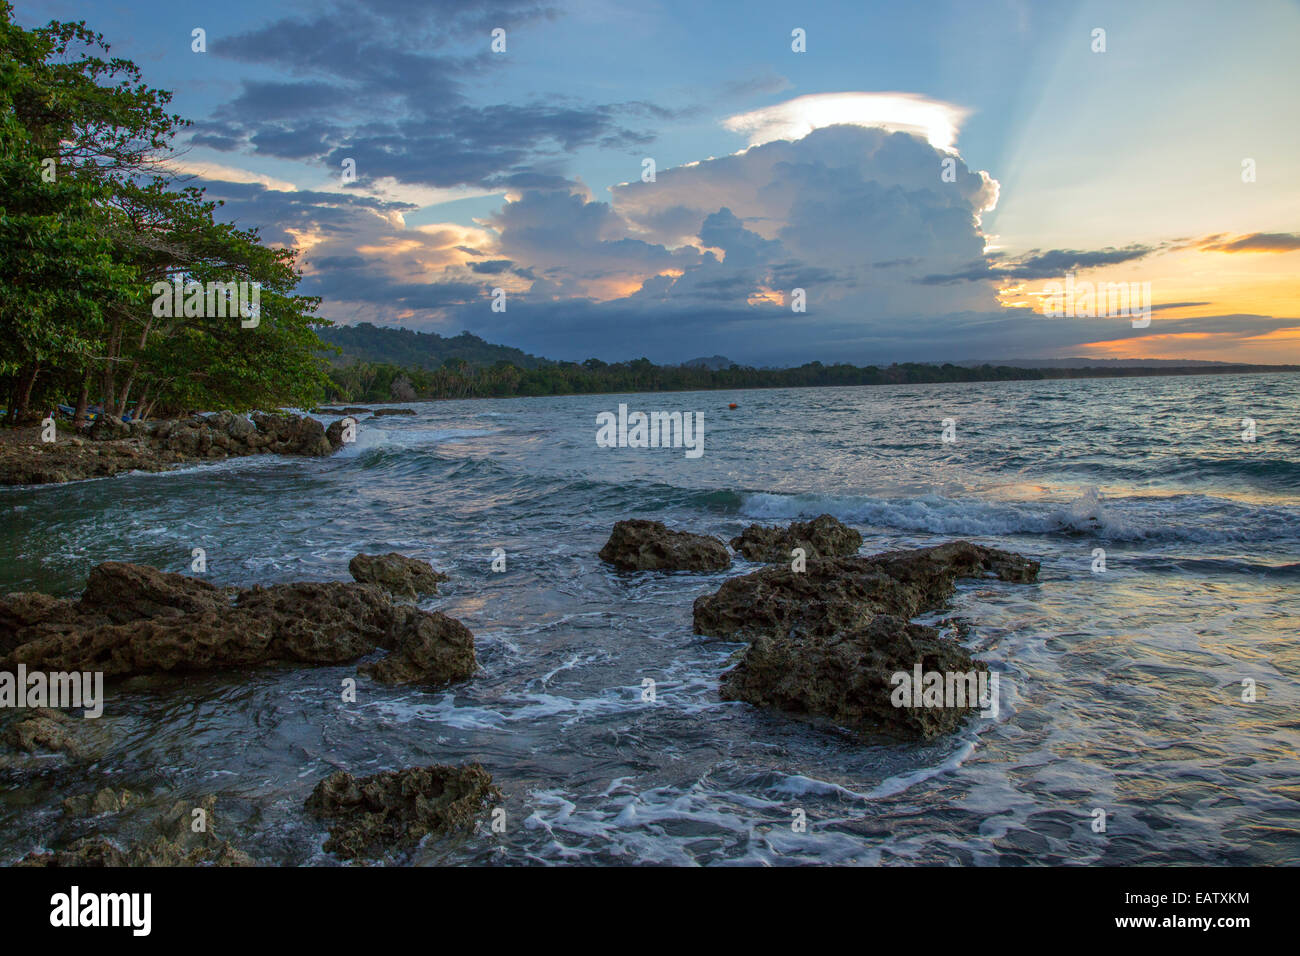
xmin=73 ymin=368 xmax=91 ymax=428
xmin=13 ymin=363 xmax=40 ymax=423
xmin=135 ymin=382 xmax=152 ymax=422
xmin=118 ymin=362 xmax=138 ymax=418
xmin=101 ymin=319 xmax=123 ymax=418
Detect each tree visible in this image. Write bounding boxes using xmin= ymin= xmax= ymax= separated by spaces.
xmin=0 ymin=4 xmax=332 ymax=422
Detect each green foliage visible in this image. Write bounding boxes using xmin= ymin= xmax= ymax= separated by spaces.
xmin=323 ymin=354 xmax=1286 ymax=405
xmin=0 ymin=2 xmax=330 ymax=421
xmin=318 ymin=322 xmax=548 ymax=371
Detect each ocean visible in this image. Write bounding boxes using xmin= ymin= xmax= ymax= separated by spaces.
xmin=2 ymin=372 xmax=1297 ymax=865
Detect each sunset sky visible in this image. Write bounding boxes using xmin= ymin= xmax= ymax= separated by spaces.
xmin=21 ymin=0 xmax=1300 ymax=365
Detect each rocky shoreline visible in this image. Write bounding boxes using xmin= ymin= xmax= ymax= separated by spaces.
xmin=2 ymin=507 xmax=1039 ymax=863
xmin=0 ymin=410 xmax=352 ymax=486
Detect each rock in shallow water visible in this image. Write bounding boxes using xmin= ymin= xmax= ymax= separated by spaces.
xmin=694 ymin=540 xmax=1038 ymax=641
xmin=0 ymin=561 xmax=476 ymax=688
xmin=19 ymin=795 xmax=253 ymax=867
xmin=305 ymin=764 xmax=500 ymax=860
xmin=730 ymin=513 xmax=863 ymax=562
xmin=3 ymin=707 xmax=114 ymax=759
xmin=358 ymin=611 xmax=475 ymax=685
xmin=698 ymin=540 xmax=1038 ymax=739
xmin=720 ymin=616 xmax=990 ymax=739
xmin=348 ymin=552 xmax=448 ymax=599
xmin=599 ymin=519 xmax=731 ymax=572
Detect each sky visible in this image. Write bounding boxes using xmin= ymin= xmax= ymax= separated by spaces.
xmin=18 ymin=0 xmax=1300 ymax=366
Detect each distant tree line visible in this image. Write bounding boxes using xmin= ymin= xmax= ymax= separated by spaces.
xmin=324 ymin=356 xmax=1296 ymax=405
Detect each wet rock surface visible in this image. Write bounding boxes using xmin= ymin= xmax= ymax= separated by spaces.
xmin=371 ymin=408 xmax=416 ymax=417
xmin=2 ymin=707 xmax=114 ymax=760
xmin=305 ymin=764 xmax=500 ymax=860
xmin=349 ymin=552 xmax=448 ymax=599
xmin=358 ymin=611 xmax=476 ymax=685
xmin=698 ymin=540 xmax=1038 ymax=739
xmin=694 ymin=540 xmax=1038 ymax=642
xmin=720 ymin=616 xmax=990 ymax=739
xmin=599 ymin=519 xmax=731 ymax=572
xmin=63 ymin=787 xmax=138 ymax=817
xmin=18 ymin=795 xmax=254 ymax=867
xmin=730 ymin=513 xmax=863 ymax=562
xmin=0 ymin=410 xmax=349 ymax=485
xmin=0 ymin=560 xmax=476 ymax=687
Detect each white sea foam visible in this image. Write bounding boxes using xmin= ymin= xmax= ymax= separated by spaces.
xmin=738 ymin=487 xmax=1298 ymax=543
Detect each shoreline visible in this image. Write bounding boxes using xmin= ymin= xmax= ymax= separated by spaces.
xmin=318 ymin=364 xmax=1300 ymax=406
xmin=0 ymin=411 xmax=348 ymax=487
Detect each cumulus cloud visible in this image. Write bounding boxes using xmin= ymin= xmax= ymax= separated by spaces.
xmin=604 ymin=125 xmax=1001 ymax=316
xmin=723 ymin=92 xmax=971 ymax=152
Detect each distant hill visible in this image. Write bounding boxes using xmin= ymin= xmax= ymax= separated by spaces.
xmin=318 ymin=322 xmax=550 ymax=370
xmin=680 ymin=355 xmax=735 ymax=370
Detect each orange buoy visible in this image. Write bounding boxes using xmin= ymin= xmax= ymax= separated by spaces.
xmin=728 ymin=403 xmax=738 ymax=409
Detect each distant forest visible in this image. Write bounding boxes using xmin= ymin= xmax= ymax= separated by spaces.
xmin=318 ymin=323 xmax=549 ymax=370
xmin=321 ymin=324 xmax=1298 ymax=404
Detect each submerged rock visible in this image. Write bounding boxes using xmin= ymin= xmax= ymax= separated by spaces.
xmin=371 ymin=408 xmax=416 ymax=417
xmin=697 ymin=540 xmax=1038 ymax=739
xmin=598 ymin=519 xmax=731 ymax=572
xmin=0 ymin=562 xmax=476 ymax=687
xmin=348 ymin=552 xmax=448 ymax=599
xmin=305 ymin=764 xmax=499 ymax=860
xmin=63 ymin=787 xmax=138 ymax=817
xmin=3 ymin=707 xmax=113 ymax=759
xmin=730 ymin=513 xmax=863 ymax=562
xmin=19 ymin=796 xmax=254 ymax=867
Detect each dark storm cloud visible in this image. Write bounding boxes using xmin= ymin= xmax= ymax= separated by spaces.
xmin=224 ymin=81 xmax=345 ymax=121
xmin=918 ymin=244 xmax=1161 ymax=284
xmin=193 ymin=0 xmax=658 ymax=189
xmin=187 ymin=179 xmax=415 ymax=245
xmin=301 ymin=271 xmax=486 ymax=309
xmin=469 ymin=259 xmax=514 ymax=274
xmin=1198 ymin=232 xmax=1300 ymax=253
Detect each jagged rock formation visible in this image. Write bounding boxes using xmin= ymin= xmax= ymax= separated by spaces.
xmin=730 ymin=513 xmax=863 ymax=562
xmin=305 ymin=764 xmax=500 ymax=860
xmin=348 ymin=552 xmax=448 ymax=599
xmin=697 ymin=541 xmax=1039 ymax=739
xmin=598 ymin=519 xmax=731 ymax=572
xmin=1 ymin=560 xmax=476 ymax=687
